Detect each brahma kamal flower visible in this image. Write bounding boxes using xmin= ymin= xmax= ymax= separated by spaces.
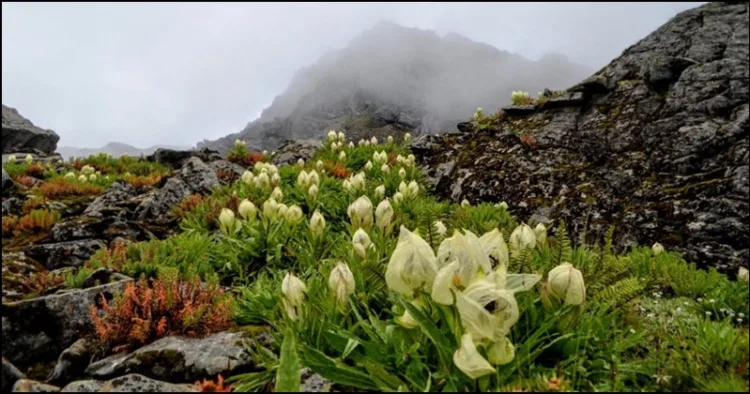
xmin=297 ymin=158 xmax=305 ymax=167
xmin=262 ymin=150 xmax=268 ymax=156
xmin=349 ymin=172 xmax=366 ymax=191
xmin=404 ymin=133 xmax=412 ymax=143
xmin=497 ymin=201 xmax=509 ymax=210
xmin=546 ymin=262 xmax=586 ymax=306
xmin=7 ymin=155 xmax=17 ymax=163
xmin=375 ymin=199 xmax=394 ymax=233
xmin=262 ymin=198 xmax=280 ymax=220
xmin=364 ymin=161 xmax=373 ymax=171
xmin=241 ymin=170 xmax=254 ymax=186
xmin=342 ymin=179 xmax=352 ymax=192
xmin=652 ymin=242 xmax=665 ymax=256
xmin=331 ymin=141 xmax=340 ymax=152
xmin=479 ymin=228 xmax=509 ymax=270
xmin=381 ymin=164 xmax=390 ymax=173
xmin=509 ymin=224 xmax=536 ymax=250
xmin=534 ymin=223 xmax=547 ymax=246
xmin=370 ymin=136 xmax=378 ymax=145
xmin=374 ymin=185 xmax=385 ymax=199
xmin=308 ymin=184 xmax=319 ymax=199
xmin=339 ymin=151 xmax=347 ymax=161
xmin=234 ymin=139 xmax=246 ymax=147
xmin=281 ymin=272 xmax=307 ymax=321
xmin=238 ymin=199 xmax=257 ymax=221
xmin=308 ymin=170 xmax=320 ymax=186
xmin=81 ymin=165 xmax=95 ymax=175
xmin=285 ymin=205 xmax=304 ymax=224
xmin=309 ymin=210 xmax=326 ymax=237
xmin=432 ymin=230 xmax=492 ymax=305
xmin=316 ymin=160 xmax=324 ymax=171
xmin=739 ymin=267 xmax=749 ymax=283
xmin=352 ymin=228 xmax=372 ymax=258
xmin=297 ymin=170 xmax=310 ymax=190
xmin=455 ymin=278 xmax=521 ymax=341
xmin=24 ymin=154 xmax=33 ymax=164
xmin=373 ymin=151 xmax=387 ymax=164
xmin=364 ymin=140 xmax=371 ymax=147
xmin=64 ymin=171 xmax=75 ymax=178
xmin=78 ymin=174 xmax=88 ymax=182
xmin=327 ymin=130 xmax=337 ymax=141
xmin=393 ymin=191 xmax=404 ymax=203
xmin=407 ymin=181 xmax=419 ymax=198
xmin=271 ymin=172 xmax=280 ymax=186
xmin=348 ymin=141 xmax=355 ymax=149
xmin=453 ymin=334 xmax=496 ymax=380
xmin=276 ymin=203 xmax=289 ymax=220
xmin=461 ymin=199 xmax=471 ymax=207
xmin=398 ymin=168 xmax=407 ymax=179
xmin=255 ymin=172 xmax=270 ymax=189
xmin=337 ymin=131 xmax=346 ymax=142
xmin=271 ymin=187 xmax=284 ymax=202
xmin=385 ymin=226 xmax=438 ymax=297
xmin=329 ymin=262 xmax=355 ymax=306
xmin=347 ymin=195 xmax=373 ymax=230
xmin=394 ymin=298 xmax=427 ymax=329
xmin=487 ymin=336 xmax=515 ymax=365
xmin=218 ymin=208 xmax=236 ymax=236
xmin=358 ymin=139 xmax=366 ymax=147
xmin=88 ymin=174 xmax=97 ymax=181
xmin=406 ymin=154 xmax=416 ymax=166
xmin=387 ymin=135 xmax=394 ymax=144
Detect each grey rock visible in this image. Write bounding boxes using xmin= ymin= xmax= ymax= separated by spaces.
xmin=1 ymin=276 xmax=132 ymax=367
xmin=209 ymin=159 xmax=245 ymax=184
xmin=50 ymin=216 xmax=152 ymax=244
xmin=83 ymin=182 xmax=137 ymax=219
xmin=1 ymin=105 xmax=60 ymax=154
xmin=46 ymin=339 xmax=92 ymax=386
xmin=2 ymin=252 xmax=45 ymax=303
xmin=2 ymin=358 xmax=26 ymax=393
xmin=300 ymin=368 xmax=334 ymax=392
xmin=134 ymin=157 xmax=219 ymax=223
xmin=86 ymin=331 xmax=268 ymax=382
xmin=543 ymin=92 xmax=584 ymax=108
xmin=147 ymin=148 xmax=222 ymax=170
xmin=415 ymin=2 xmax=750 ymax=273
xmin=61 ymin=374 xmax=196 ymax=392
xmin=272 ymin=139 xmax=321 ymax=166
xmin=501 ymin=105 xmax=538 ymax=115
xmin=2 ymin=197 xmax=22 ymax=216
xmin=24 ymin=240 xmax=106 ymax=270
xmin=2 ymin=153 xmax=64 ymax=166
xmin=2 ymin=168 xmax=15 ymax=197
xmin=11 ymin=379 xmax=60 ymax=392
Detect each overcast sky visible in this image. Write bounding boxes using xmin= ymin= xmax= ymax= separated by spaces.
xmin=2 ymin=2 xmax=701 ymax=149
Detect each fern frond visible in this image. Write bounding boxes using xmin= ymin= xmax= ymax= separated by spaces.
xmin=592 ymin=277 xmax=645 ymax=309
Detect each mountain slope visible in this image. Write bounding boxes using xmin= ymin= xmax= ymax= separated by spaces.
xmin=197 ymin=21 xmax=592 ymax=153
xmin=57 ymin=142 xmax=192 ymax=159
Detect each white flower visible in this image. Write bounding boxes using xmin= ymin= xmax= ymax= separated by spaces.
xmin=364 ymin=140 xmax=371 ymax=147
xmin=738 ymin=267 xmax=749 ymax=283
xmin=652 ymin=242 xmax=665 ymax=256
xmin=286 ymin=205 xmax=304 ymax=224
xmin=316 ymin=160 xmax=324 ymax=171
xmin=364 ymin=161 xmax=373 ymax=171
xmin=479 ymin=229 xmax=509 ymax=269
xmin=24 ymin=154 xmax=33 ymax=164
xmin=64 ymin=172 xmax=75 ymax=178
xmin=385 ymin=226 xmax=438 ymax=297
xmin=370 ymin=136 xmax=378 ymax=145
xmin=347 ymin=196 xmax=373 ymax=230
xmin=348 ymin=141 xmax=354 ymax=149
xmin=78 ymin=174 xmax=87 ymax=182
xmin=308 ymin=170 xmax=320 ymax=186
xmin=263 ymin=198 xmax=280 ymax=220
xmin=342 ymin=179 xmax=352 ymax=191
xmin=276 ymin=203 xmax=289 ymax=220
xmin=218 ymin=208 xmax=236 ymax=236
xmin=373 ymin=151 xmax=387 ymax=164
xmin=387 ymin=135 xmax=394 ymax=143
xmin=433 ymin=221 xmax=447 ymax=237
xmin=381 ymin=164 xmax=390 ymax=173
xmin=308 ymin=184 xmax=319 ymax=199
xmin=375 ymin=199 xmax=394 ymax=233
xmin=81 ymin=165 xmax=95 ymax=175
xmin=234 ymin=139 xmax=246 ymax=147
xmin=297 ymin=170 xmax=310 ymax=190
xmin=337 ymin=131 xmax=346 ymax=142
xmin=509 ymin=224 xmax=536 ymax=250
xmin=309 ymin=210 xmax=326 ymax=237
xmin=394 ymin=298 xmax=426 ymax=329
xmin=331 ymin=141 xmax=339 ymax=152
xmin=329 ymin=262 xmax=355 ymax=306
xmin=297 ymin=158 xmax=305 ymax=166
xmin=339 ymin=151 xmax=347 ymax=161
xmin=7 ymin=155 xmax=17 ymax=164
xmin=534 ymin=223 xmax=547 ymax=246
xmin=393 ymin=191 xmax=404 ymax=203
xmin=498 ymin=201 xmax=509 ymax=210
xmin=406 ymin=154 xmax=416 ymax=166
xmin=271 ymin=187 xmax=284 ymax=202
xmin=238 ymin=199 xmax=257 ymax=221
xmin=349 ymin=172 xmax=366 ymax=191
xmin=705 ymin=311 xmax=712 ymax=316
xmin=282 ymin=272 xmax=307 ymax=320
xmin=546 ymin=263 xmax=586 ymax=306
xmin=432 ymin=230 xmax=493 ymax=305
xmin=327 ymin=130 xmax=337 ymax=141
xmin=255 ymin=172 xmax=270 ymax=189
xmin=241 ymin=170 xmax=254 ymax=185
xmin=453 ymin=334 xmax=496 ymax=379
xmin=487 ymin=336 xmax=515 ymax=365
xmin=404 ymin=133 xmax=412 ymax=143
xmin=399 ymin=168 xmax=407 ymax=179
xmin=461 ymin=199 xmax=470 ymax=207
xmin=262 ymin=150 xmax=268 ymax=156
xmin=374 ymin=185 xmax=386 ymax=199
xmin=271 ymin=172 xmax=280 ymax=185
xmin=352 ymin=228 xmax=372 ymax=258
xmin=88 ymin=174 xmax=97 ymax=181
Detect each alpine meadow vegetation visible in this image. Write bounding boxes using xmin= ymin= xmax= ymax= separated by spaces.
xmin=3 ymin=132 xmax=748 ymax=392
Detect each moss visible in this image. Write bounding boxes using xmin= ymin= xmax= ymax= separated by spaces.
xmin=231 ymin=324 xmax=271 ymax=338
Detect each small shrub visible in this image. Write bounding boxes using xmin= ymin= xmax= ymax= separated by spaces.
xmin=22 ymin=197 xmax=48 ymax=214
xmin=195 ymin=375 xmax=232 ymax=392
xmin=36 ymin=178 xmax=104 ymax=199
xmin=89 ymin=275 xmax=232 ymax=351
xmin=24 ymin=164 xmax=46 ymax=177
xmin=13 ymin=175 xmax=37 ymax=188
xmin=3 ymin=209 xmax=61 ymax=237
xmin=23 ymin=270 xmax=65 ymax=295
xmin=174 ymin=194 xmax=207 ymax=219
xmin=216 ymin=168 xmax=239 ymax=184
xmin=324 ymin=160 xmax=351 ymax=179
xmin=123 ymin=173 xmax=163 ymax=189
xmin=520 ymin=135 xmax=538 ymax=148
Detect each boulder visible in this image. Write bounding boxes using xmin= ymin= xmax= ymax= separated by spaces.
xmin=1 ymin=275 xmax=132 ymax=367
xmin=2 ymin=167 xmax=16 ymax=197
xmin=2 ymin=252 xmax=45 ymax=303
xmin=46 ymin=339 xmax=93 ymax=386
xmin=11 ymin=379 xmax=60 ymax=392
xmin=300 ymin=368 xmax=334 ymax=392
xmin=24 ymin=239 xmax=106 ymax=270
xmin=1 ymin=105 xmax=60 ymax=154
xmin=83 ymin=182 xmax=137 ymax=219
xmin=414 ymin=2 xmax=750 ymax=272
xmin=86 ymin=331 xmax=270 ymax=382
xmin=50 ymin=216 xmax=153 ymax=244
xmin=147 ymin=148 xmax=222 ymax=170
xmin=2 ymin=357 xmax=26 ymax=393
xmin=61 ymin=374 xmax=196 ymax=392
xmin=272 ymin=139 xmax=321 ymax=166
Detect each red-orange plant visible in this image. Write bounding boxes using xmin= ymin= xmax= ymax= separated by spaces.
xmin=23 ymin=271 xmax=65 ymax=295
xmin=24 ymin=164 xmax=46 ymax=177
xmin=23 ymin=197 xmax=48 ymax=214
xmin=13 ymin=176 xmax=37 ymax=188
xmin=173 ymin=194 xmax=206 ymax=219
xmin=36 ymin=178 xmax=104 ymax=199
xmin=519 ymin=135 xmax=537 ymax=149
xmin=227 ymin=151 xmax=264 ymax=167
xmin=85 ymin=241 xmax=129 ymax=272
xmin=3 ymin=209 xmax=61 ymax=237
xmin=123 ymin=173 xmax=162 ymax=189
xmin=216 ymin=169 xmax=239 ymax=184
xmin=323 ymin=160 xmax=351 ymax=179
xmin=195 ymin=375 xmax=232 ymax=392
xmin=1 ymin=216 xmax=18 ymax=237
xmin=89 ymin=276 xmax=232 ymax=351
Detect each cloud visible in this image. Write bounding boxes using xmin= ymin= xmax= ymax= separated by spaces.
xmin=1 ymin=2 xmax=701 ymax=149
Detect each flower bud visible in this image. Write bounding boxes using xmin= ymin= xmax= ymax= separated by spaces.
xmin=24 ymin=154 xmax=33 ymax=164
xmin=352 ymin=228 xmax=371 ymax=258
xmin=350 ymin=172 xmax=366 ymax=191
xmin=271 ymin=186 xmax=284 ymax=202
xmin=234 ymin=139 xmax=246 ymax=147
xmin=370 ymin=137 xmax=378 ymax=145
xmin=262 ymin=150 xmax=268 ymax=156
xmin=297 ymin=158 xmax=305 ymax=166
xmin=286 ymin=205 xmax=304 ymax=224
xmin=399 ymin=168 xmax=407 ymax=179
xmin=407 ymin=181 xmax=419 ymax=198
xmin=297 ymin=170 xmax=310 ymax=189
xmin=375 ymin=199 xmax=394 ymax=233
xmin=329 ymin=262 xmax=355 ymax=306
xmin=407 ymin=154 xmax=415 ymax=165
xmin=241 ymin=170 xmax=254 ymax=185
xmin=364 ymin=140 xmax=371 ymax=147
xmin=385 ymin=226 xmax=438 ymax=297
xmin=364 ymin=161 xmax=373 ymax=171
xmin=453 ymin=334 xmax=496 ymax=380
xmin=327 ymin=130 xmax=337 ymax=141
xmin=308 ymin=184 xmax=318 ymax=199
xmin=271 ymin=172 xmax=280 ymax=185
xmin=358 ymin=139 xmax=366 ymax=147
xmin=339 ymin=151 xmax=347 ymax=161
xmin=509 ymin=224 xmax=536 ymax=250
xmin=78 ymin=174 xmax=87 ymax=182
xmin=263 ymin=198 xmax=279 ymax=220
xmin=316 ymin=160 xmax=324 ymax=171
xmin=347 ymin=196 xmax=373 ymax=230
xmin=487 ymin=336 xmax=515 ymax=366
xmin=461 ymin=199 xmax=470 ymax=207
xmin=337 ymin=131 xmax=346 ymax=142
xmin=342 ymin=179 xmax=352 ymax=191
xmin=309 ymin=210 xmax=326 ymax=237
xmin=404 ymin=133 xmax=411 ymax=143
xmin=498 ymin=201 xmax=509 ymax=210
xmin=374 ymin=185 xmax=385 ymax=199
xmin=7 ymin=155 xmax=17 ymax=163
xmin=547 ymin=262 xmax=586 ymax=306
xmin=238 ymin=199 xmax=257 ymax=221
xmin=281 ymin=272 xmax=307 ymax=320
xmin=64 ymin=172 xmax=75 ymax=178
xmin=218 ymin=208 xmax=236 ymax=236
xmin=739 ymin=267 xmax=749 ymax=283
xmin=89 ymin=174 xmax=97 ymax=181
xmin=652 ymin=242 xmax=665 ymax=256
xmin=381 ymin=164 xmax=390 ymax=173
xmin=331 ymin=142 xmax=339 ymax=152
xmin=276 ymin=203 xmax=289 ymax=219
xmin=534 ymin=223 xmax=547 ymax=246
xmin=255 ymin=172 xmax=270 ymax=189
xmin=393 ymin=191 xmax=404 ymax=203
xmin=308 ymin=170 xmax=320 ymax=186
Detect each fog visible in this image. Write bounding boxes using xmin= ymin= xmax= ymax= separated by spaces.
xmin=1 ymin=2 xmax=701 ymax=149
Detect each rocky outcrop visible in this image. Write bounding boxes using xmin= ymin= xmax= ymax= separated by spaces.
xmin=86 ymin=331 xmax=268 ymax=382
xmin=2 ymin=357 xmax=26 ymax=392
xmin=147 ymin=148 xmax=222 ymax=170
xmin=414 ymin=2 xmax=749 ymax=272
xmin=1 ymin=105 xmax=60 ymax=154
xmin=61 ymin=374 xmax=196 ymax=392
xmin=46 ymin=339 xmax=93 ymax=385
xmin=1 ymin=275 xmax=132 ymax=367
xmin=83 ymin=182 xmax=138 ymax=219
xmin=24 ymin=240 xmax=106 ymax=270
xmin=2 ymin=168 xmax=15 ymax=197
xmin=272 ymin=139 xmax=321 ymax=166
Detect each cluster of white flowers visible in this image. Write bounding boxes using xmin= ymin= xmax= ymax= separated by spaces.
xmin=511 ymin=91 xmax=530 ymax=103
xmin=234 ymin=139 xmax=247 ymax=148
xmin=343 ymin=172 xmax=366 ymax=193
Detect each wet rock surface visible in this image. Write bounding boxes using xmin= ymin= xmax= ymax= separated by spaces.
xmin=61 ymin=374 xmax=196 ymax=392
xmin=414 ymin=2 xmax=750 ymax=272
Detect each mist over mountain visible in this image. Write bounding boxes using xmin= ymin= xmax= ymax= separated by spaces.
xmin=198 ymin=21 xmax=593 ymax=153
xmin=57 ymin=142 xmax=191 ymax=160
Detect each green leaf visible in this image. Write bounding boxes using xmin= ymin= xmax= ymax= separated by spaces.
xmin=299 ymin=346 xmax=379 ymax=390
xmin=401 ymin=299 xmax=454 ymax=369
xmin=275 ymin=327 xmax=301 ymax=392
xmin=362 ymin=360 xmax=406 ymax=391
